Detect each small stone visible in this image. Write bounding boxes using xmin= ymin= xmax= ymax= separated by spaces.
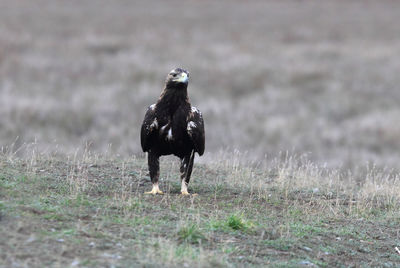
xmin=71 ymin=260 xmax=80 ymax=267
xmin=299 ymin=260 xmax=315 ymax=266
xmin=26 ymin=235 xmax=36 ymax=243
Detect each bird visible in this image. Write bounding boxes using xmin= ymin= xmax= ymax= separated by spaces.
xmin=140 ymin=68 xmax=205 ymax=195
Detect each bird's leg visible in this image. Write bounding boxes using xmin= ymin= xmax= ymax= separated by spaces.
xmin=145 ymin=152 xmax=163 ymax=195
xmin=180 ymin=156 xmax=190 ymax=196
xmin=180 ymin=151 xmax=195 ymax=196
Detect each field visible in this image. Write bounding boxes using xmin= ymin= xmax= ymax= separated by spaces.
xmin=1 ymin=152 xmax=400 ymax=267
xmin=1 ymin=0 xmax=400 ymax=168
xmin=1 ymin=0 xmax=400 ymax=267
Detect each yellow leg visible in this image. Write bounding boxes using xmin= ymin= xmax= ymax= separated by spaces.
xmin=181 ymin=181 xmax=190 ymax=196
xmin=145 ymin=183 xmax=163 ymax=195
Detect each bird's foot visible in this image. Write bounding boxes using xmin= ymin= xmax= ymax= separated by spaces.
xmin=180 ymin=182 xmax=198 ymax=196
xmin=181 ymin=190 xmax=190 ymax=196
xmin=145 ymin=189 xmax=164 ymax=195
xmin=180 ymin=191 xmax=198 ymax=196
xmin=145 ymin=184 xmax=163 ymax=195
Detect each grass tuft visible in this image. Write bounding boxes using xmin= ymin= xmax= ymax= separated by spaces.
xmin=210 ymin=213 xmax=254 ymax=232
xmin=227 ymin=214 xmax=248 ymax=231
xmin=177 ymin=224 xmax=206 ymax=244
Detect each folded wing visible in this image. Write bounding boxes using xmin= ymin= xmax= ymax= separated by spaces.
xmin=140 ymin=104 xmax=157 ymax=152
xmin=187 ymin=107 xmax=205 ymax=156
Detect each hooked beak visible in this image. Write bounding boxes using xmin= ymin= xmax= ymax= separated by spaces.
xmin=175 ymin=72 xmax=189 ymax=83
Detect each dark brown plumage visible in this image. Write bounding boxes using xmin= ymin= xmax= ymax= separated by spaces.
xmin=140 ymin=68 xmax=205 ymax=195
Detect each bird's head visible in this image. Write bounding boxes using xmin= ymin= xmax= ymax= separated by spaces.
xmin=165 ymin=68 xmax=189 ymax=86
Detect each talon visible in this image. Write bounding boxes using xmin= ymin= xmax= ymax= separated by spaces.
xmin=145 ymin=183 xmax=163 ymax=195
xmin=181 ymin=190 xmax=190 ymax=196
xmin=145 ymin=189 xmax=164 ymax=195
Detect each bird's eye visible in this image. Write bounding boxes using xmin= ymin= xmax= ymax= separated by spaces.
xmin=171 ymin=73 xmax=177 ymax=77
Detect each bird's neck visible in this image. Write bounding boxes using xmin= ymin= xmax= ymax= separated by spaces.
xmin=157 ymin=84 xmax=189 ymax=114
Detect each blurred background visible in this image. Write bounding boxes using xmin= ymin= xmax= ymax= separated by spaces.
xmin=0 ymin=0 xmax=399 ymax=170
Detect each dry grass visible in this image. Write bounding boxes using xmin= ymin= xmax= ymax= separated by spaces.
xmin=1 ymin=148 xmax=399 ymax=266
xmin=208 ymin=150 xmax=400 ymax=217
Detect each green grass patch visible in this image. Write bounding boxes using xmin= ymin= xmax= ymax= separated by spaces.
xmin=208 ymin=213 xmax=254 ymax=234
xmin=177 ymin=224 xmax=206 ymax=244
xmin=290 ymin=222 xmax=326 ymax=238
xmin=264 ymin=238 xmax=295 ymax=251
xmin=227 ymin=214 xmax=248 ymax=230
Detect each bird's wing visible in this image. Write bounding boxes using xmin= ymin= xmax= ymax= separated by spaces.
xmin=140 ymin=104 xmax=157 ymax=152
xmin=187 ymin=107 xmax=205 ymax=156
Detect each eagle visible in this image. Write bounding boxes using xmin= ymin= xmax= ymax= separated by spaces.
xmin=140 ymin=68 xmax=205 ymax=195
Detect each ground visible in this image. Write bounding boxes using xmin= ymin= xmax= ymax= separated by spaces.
xmin=1 ymin=154 xmax=399 ymax=267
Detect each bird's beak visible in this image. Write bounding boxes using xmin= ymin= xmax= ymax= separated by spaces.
xmin=176 ymin=72 xmax=189 ymax=83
